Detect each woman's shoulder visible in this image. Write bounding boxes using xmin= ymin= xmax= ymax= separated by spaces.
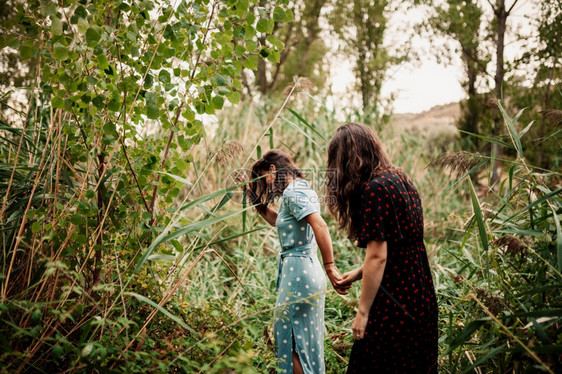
xmin=283 ymin=179 xmax=316 ymax=197
xmin=365 ymin=170 xmax=412 ymax=191
xmin=365 ymin=171 xmax=395 ymax=188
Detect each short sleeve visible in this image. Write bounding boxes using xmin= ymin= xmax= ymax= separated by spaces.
xmin=356 ymin=180 xmax=403 ymax=248
xmin=285 ymin=188 xmax=319 ymax=221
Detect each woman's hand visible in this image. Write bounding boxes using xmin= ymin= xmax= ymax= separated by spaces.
xmin=337 ymin=267 xmax=363 ymax=289
xmin=233 ymin=169 xmax=249 ymax=186
xmin=325 ymin=265 xmax=351 ymax=295
xmin=234 ymin=169 xmax=259 ymax=202
xmin=235 ymin=169 xmax=274 ymax=221
xmin=352 ymin=310 xmax=369 ymax=340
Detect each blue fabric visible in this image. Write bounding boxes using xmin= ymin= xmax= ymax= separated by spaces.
xmin=273 ymin=179 xmax=326 ymax=374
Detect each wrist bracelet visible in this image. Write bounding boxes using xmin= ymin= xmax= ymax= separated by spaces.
xmin=323 ymin=261 xmax=334 ymax=266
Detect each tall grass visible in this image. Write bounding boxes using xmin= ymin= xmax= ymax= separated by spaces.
xmin=1 ymin=78 xmax=561 ymax=373
xmin=429 ymin=104 xmax=562 ymax=373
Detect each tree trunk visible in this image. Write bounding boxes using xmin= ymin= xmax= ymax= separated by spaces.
xmin=538 ymin=60 xmax=555 ymax=167
xmin=256 ymin=50 xmax=268 ymax=95
xmin=490 ymin=0 xmax=507 ymax=186
xmin=360 ymin=55 xmax=370 ymax=111
xmin=462 ymin=56 xmax=479 ymax=137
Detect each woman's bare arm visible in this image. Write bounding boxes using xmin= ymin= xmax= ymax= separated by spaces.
xmin=256 ymin=205 xmax=278 ymax=226
xmin=352 ymin=240 xmax=387 ymax=340
xmin=305 ymin=212 xmax=349 ymax=295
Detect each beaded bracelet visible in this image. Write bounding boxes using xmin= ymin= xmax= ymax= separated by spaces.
xmin=323 ymin=261 xmax=334 ymax=266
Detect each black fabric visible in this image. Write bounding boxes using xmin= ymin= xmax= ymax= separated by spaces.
xmin=347 ymin=171 xmax=438 ymax=374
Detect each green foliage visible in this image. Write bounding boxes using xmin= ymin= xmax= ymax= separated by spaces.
xmin=207 ymin=96 xmax=562 ymax=372
xmin=421 ymin=0 xmax=490 ymax=141
xmin=0 ymin=0 xmax=287 ymax=371
xmin=433 ymin=108 xmax=562 ymax=372
xmin=1 ymin=1 xmax=561 ymax=372
xmin=252 ymin=0 xmax=331 ymax=95
xmin=504 ymin=1 xmax=562 ymax=170
xmin=0 ymin=0 xmax=37 ymax=96
xmin=329 ymin=0 xmax=400 ymax=113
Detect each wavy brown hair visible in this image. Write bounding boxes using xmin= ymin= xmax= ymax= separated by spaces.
xmin=248 ymin=150 xmax=303 ymax=211
xmin=326 ymin=123 xmax=397 ymax=240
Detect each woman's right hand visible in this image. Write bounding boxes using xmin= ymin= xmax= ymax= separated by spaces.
xmin=326 ymin=265 xmax=352 ymax=295
xmin=234 ymin=169 xmax=266 ymax=213
xmin=233 ymin=169 xmax=249 ymax=189
xmin=337 ymin=267 xmax=363 ymax=288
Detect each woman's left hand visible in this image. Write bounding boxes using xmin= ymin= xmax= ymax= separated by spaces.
xmin=325 ymin=265 xmax=351 ymax=295
xmin=338 ymin=267 xmax=362 ymax=287
xmin=352 ymin=310 xmax=369 ymax=340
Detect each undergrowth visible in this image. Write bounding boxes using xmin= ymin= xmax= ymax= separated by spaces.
xmin=1 ymin=84 xmax=561 ymax=372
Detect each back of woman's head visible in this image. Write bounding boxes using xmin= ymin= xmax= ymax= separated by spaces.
xmin=327 ymin=123 xmax=393 ymax=180
xmin=326 ymin=123 xmax=395 ymax=239
xmin=248 ymin=149 xmax=303 ymax=208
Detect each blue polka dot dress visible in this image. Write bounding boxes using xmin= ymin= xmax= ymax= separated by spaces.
xmin=274 ymin=179 xmax=327 ymax=374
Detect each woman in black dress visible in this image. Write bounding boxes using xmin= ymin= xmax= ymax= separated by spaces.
xmin=326 ymin=123 xmax=438 ymax=373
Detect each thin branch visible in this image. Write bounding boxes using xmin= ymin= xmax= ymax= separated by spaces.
xmin=189 ymin=0 xmax=219 ymax=82
xmin=485 ymin=0 xmax=498 ymax=15
xmin=460 ymin=46 xmax=492 ymax=78
xmin=507 ymin=0 xmax=521 ymax=15
xmin=112 ymin=42 xmax=151 ymax=214
xmin=118 ymin=129 xmax=151 ymax=213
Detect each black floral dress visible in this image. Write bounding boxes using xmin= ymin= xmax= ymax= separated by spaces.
xmin=347 ymin=171 xmax=438 ymax=374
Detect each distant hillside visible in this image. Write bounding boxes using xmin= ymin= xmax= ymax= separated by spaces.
xmin=391 ymin=102 xmax=461 ymax=130
xmin=388 ymin=102 xmax=461 ymax=155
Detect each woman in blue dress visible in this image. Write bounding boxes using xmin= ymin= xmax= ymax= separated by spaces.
xmin=246 ymin=150 xmax=348 ymax=374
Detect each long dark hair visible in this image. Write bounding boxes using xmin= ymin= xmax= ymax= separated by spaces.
xmin=248 ymin=150 xmax=303 ymax=210
xmin=326 ymin=123 xmax=397 ymax=240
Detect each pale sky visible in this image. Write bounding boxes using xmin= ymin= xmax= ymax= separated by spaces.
xmin=381 ymin=60 xmax=465 ymax=114
xmin=328 ymin=0 xmax=538 ymax=114
xmin=328 ymin=37 xmax=466 ymax=115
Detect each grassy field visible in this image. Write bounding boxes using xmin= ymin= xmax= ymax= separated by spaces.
xmin=149 ymin=84 xmax=559 ymax=372
xmin=1 ymin=83 xmax=560 ymax=373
